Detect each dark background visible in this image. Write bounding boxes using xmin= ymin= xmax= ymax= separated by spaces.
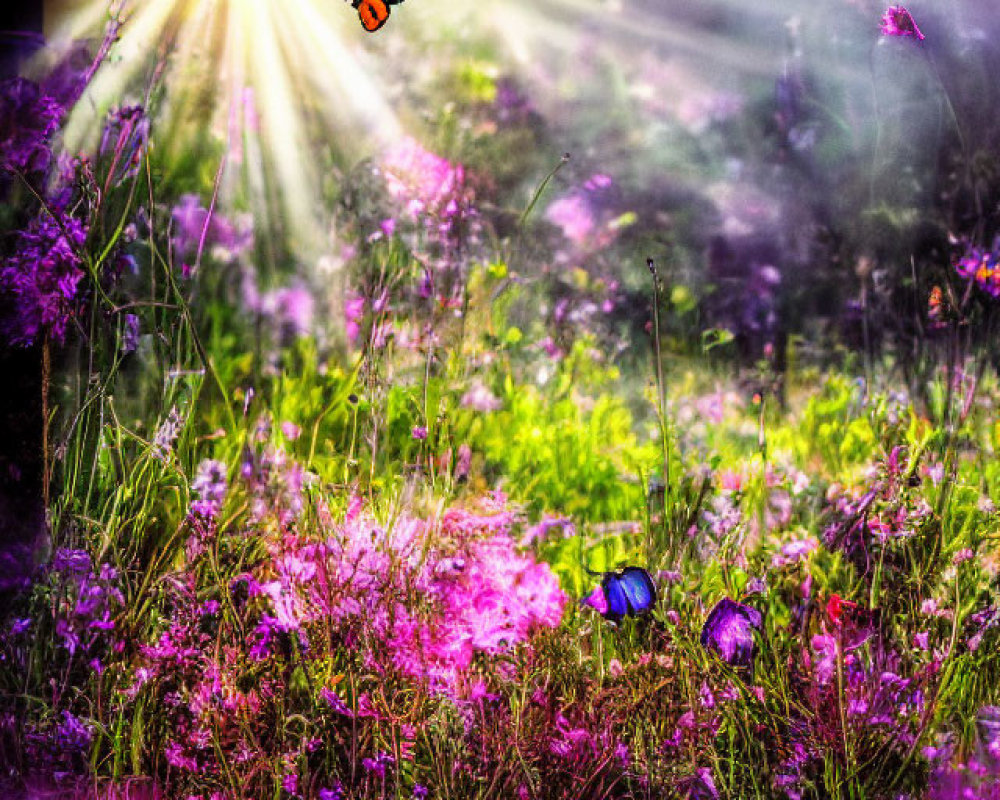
xmin=0 ymin=0 xmax=47 ymax=605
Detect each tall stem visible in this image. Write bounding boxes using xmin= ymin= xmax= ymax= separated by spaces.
xmin=648 ymin=258 xmax=671 ymax=522
xmin=41 ymin=335 xmax=51 ymax=512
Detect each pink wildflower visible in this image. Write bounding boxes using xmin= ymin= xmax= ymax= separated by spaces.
xmin=880 ymin=6 xmax=924 ymax=40
xmin=344 ymin=293 xmax=365 ymax=343
xmin=580 ymin=584 xmax=609 ymax=616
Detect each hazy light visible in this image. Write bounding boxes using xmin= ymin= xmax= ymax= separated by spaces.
xmin=47 ymin=0 xmax=409 ymax=259
xmin=40 ymin=0 xmax=876 ymax=263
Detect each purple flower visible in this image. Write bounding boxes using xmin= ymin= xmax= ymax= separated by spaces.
xmin=0 ymin=206 xmax=88 ymax=346
xmin=413 ymin=785 xmax=429 ymax=799
xmin=362 ymin=751 xmax=394 ymax=779
xmin=170 ymin=194 xmax=210 ymax=259
xmin=121 ymin=313 xmax=140 ymax=353
xmin=494 ymin=77 xmax=534 ymax=123
xmin=955 ymin=247 xmax=986 ymax=279
xmin=319 ymin=786 xmax=344 ymax=800
xmin=781 ymin=538 xmax=817 ymax=561
xmin=412 ymin=426 xmax=428 ymax=440
xmin=55 ymin=710 xmax=92 ymax=752
xmin=9 ymin=617 xmax=31 ymax=635
xmin=190 ymin=459 xmax=227 ymax=518
xmin=98 ymin=105 xmax=148 ymax=187
xmin=881 ymin=6 xmax=925 ymax=40
xmin=51 ymin=548 xmax=91 ymax=576
xmin=320 ymin=688 xmax=354 ymax=717
xmin=678 ymin=768 xmax=719 ymax=800
xmin=261 ymin=284 xmax=314 ymax=339
xmin=0 ymin=77 xmax=64 ymax=176
xmin=170 ymin=194 xmax=253 ymax=265
xmin=455 ymin=443 xmax=471 ymax=481
xmin=951 ymin=243 xmax=1000 ymax=298
xmin=700 ymin=597 xmax=763 ymax=669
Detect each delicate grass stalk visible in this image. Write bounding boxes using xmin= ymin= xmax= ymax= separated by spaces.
xmin=647 ymin=258 xmax=672 ymax=524
xmin=42 ymin=334 xmax=51 ymax=511
xmin=835 ymin=630 xmax=856 ymax=797
xmin=517 ymin=152 xmax=570 ymax=229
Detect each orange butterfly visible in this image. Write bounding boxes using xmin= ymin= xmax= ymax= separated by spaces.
xmin=352 ymin=0 xmax=402 ymax=32
xmin=927 ymin=285 xmax=943 ymax=321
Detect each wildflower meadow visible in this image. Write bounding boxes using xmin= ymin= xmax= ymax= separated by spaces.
xmin=1 ymin=1 xmax=1000 ymax=798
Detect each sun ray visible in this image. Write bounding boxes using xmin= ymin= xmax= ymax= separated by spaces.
xmin=40 ymin=0 xmax=874 ymax=270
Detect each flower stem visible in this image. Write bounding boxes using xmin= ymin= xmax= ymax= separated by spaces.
xmin=41 ymin=334 xmax=51 ymax=512
xmin=648 ymin=258 xmax=671 ymax=523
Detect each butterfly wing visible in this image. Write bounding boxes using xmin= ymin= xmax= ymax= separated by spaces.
xmin=355 ymin=0 xmax=390 ymax=31
xmin=618 ymin=567 xmax=656 ymax=616
xmin=601 ymin=573 xmax=629 ymax=623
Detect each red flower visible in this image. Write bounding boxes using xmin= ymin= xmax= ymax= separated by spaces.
xmin=826 ymin=593 xmax=857 ymax=625
xmin=880 ymin=6 xmax=925 ymax=41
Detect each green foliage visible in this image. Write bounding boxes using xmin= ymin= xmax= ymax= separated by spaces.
xmin=458 ymin=343 xmax=659 ymax=521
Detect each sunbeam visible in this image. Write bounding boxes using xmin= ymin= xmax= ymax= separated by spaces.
xmin=39 ymin=0 xmax=873 ymax=262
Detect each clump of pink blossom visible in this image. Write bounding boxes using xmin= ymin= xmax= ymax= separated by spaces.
xmin=258 ymin=493 xmax=566 ymax=697
xmin=380 ymin=137 xmax=477 ymax=249
xmin=545 ymin=173 xmax=622 ymax=252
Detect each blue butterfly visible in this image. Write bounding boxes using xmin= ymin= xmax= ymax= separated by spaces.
xmin=589 ymin=567 xmax=657 ymax=623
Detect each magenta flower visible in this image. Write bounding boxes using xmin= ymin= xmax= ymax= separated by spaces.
xmin=546 ymin=193 xmax=595 ymax=246
xmin=412 ymin=426 xmax=428 ymax=440
xmin=880 ymin=6 xmax=924 ymax=40
xmin=545 ymin=173 xmax=621 ymax=251
xmin=380 ymin=137 xmax=476 ymax=244
xmin=362 ymin=752 xmax=394 ymax=779
xmin=581 ymin=584 xmax=609 ymax=616
xmin=344 ymin=292 xmax=365 ymax=343
xmin=811 ymin=633 xmax=838 ymax=685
